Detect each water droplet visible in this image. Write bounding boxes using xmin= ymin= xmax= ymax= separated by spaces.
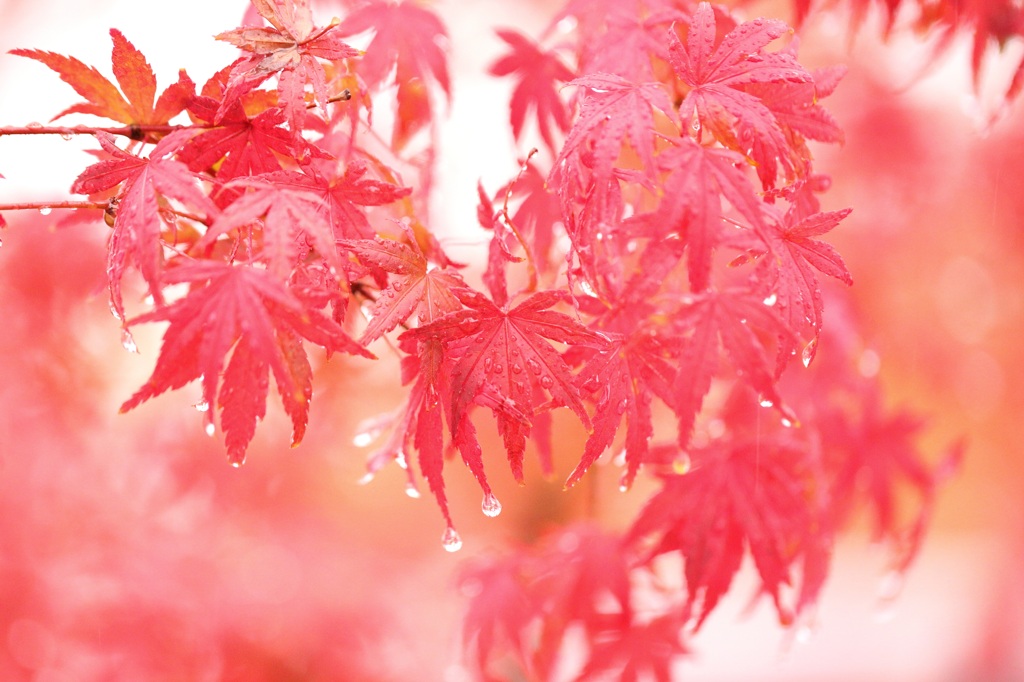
xmin=204 ymin=421 xmax=216 ymax=437
xmin=801 ymin=338 xmax=817 ymax=368
xmin=230 ymin=459 xmax=243 ymax=468
xmin=38 ymin=206 xmax=51 ymax=216
xmin=393 ymin=280 xmax=404 ymax=291
xmin=759 ymin=397 xmax=774 ymax=408
xmin=763 ymin=293 xmax=777 ymax=306
xmin=616 ymin=398 xmax=628 ymax=414
xmin=481 ymin=493 xmax=502 ymax=517
xmin=385 ymin=289 xmax=395 ymax=298
xmin=441 ymin=527 xmax=463 ymax=552
xmin=193 ymin=400 xmax=210 ymax=413
xmin=405 ymin=482 xmax=421 ymax=499
xmin=540 ymin=375 xmax=553 ymax=389
xmin=120 ymin=328 xmax=138 ymax=353
xmin=618 ymin=483 xmax=629 ymax=492
xmin=352 ymin=429 xmax=378 ymax=447
xmin=396 ymin=449 xmax=409 ymax=470
xmin=526 ymin=359 xmax=541 ymax=375
xmin=795 ymin=624 xmax=814 ymax=644
xmin=483 ymin=357 xmax=493 ymax=373
xmin=357 ymin=472 xmax=375 ymax=485
xmin=673 ymin=453 xmax=691 ymax=475
xmin=780 ymin=417 xmax=794 ymax=428
xmin=512 ymin=363 xmax=523 ymax=374
xmin=417 ymin=311 xmax=428 ymax=323
xmin=494 ymin=363 xmax=504 ymax=374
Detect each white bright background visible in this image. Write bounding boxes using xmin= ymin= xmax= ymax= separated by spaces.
xmin=1 ymin=1 xmax=1020 ymax=681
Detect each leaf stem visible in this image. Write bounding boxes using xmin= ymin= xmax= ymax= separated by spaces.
xmin=501 ymin=149 xmax=540 ymax=292
xmin=0 ymin=200 xmax=107 ymax=212
xmin=0 ymin=123 xmax=202 ymax=138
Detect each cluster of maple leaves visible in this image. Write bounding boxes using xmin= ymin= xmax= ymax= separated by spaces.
xmin=0 ymin=0 xmax=964 ymax=678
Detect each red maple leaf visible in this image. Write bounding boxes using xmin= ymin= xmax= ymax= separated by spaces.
xmin=338 ymin=0 xmax=451 ymax=148
xmin=669 ymin=2 xmax=812 ymax=188
xmin=200 ymin=171 xmax=338 ymax=278
xmin=489 ymin=30 xmax=575 ymax=152
xmin=404 ymin=288 xmax=606 ymax=483
xmin=120 ymin=261 xmax=371 ymax=465
xmin=671 ymin=288 xmax=796 ymax=446
xmin=10 ymin=29 xmax=194 ymax=139
xmin=216 ymin=0 xmax=358 ymax=130
xmin=178 ymin=94 xmax=314 ymax=182
xmin=577 ymin=614 xmax=688 ymax=682
xmin=628 ymin=434 xmax=826 ymax=630
xmin=70 ymin=131 xmax=218 ymax=320
xmin=553 ymin=74 xmax=675 ymax=192
xmin=633 ymin=137 xmax=767 ymax=292
xmin=731 ymin=206 xmax=853 ymax=348
xmin=343 ymin=235 xmax=465 ymax=344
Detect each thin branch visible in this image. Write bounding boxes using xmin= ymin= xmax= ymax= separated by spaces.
xmin=0 ymin=200 xmax=107 ymax=212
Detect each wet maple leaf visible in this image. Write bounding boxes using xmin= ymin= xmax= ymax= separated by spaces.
xmin=343 ymin=235 xmax=464 ymax=344
xmin=731 ymin=206 xmax=853 ymax=346
xmin=120 ymin=260 xmax=371 ymax=464
xmin=339 ymin=0 xmax=451 ymax=148
xmin=10 ymin=29 xmax=194 ymax=139
xmin=216 ymin=0 xmax=358 ymax=130
xmin=489 ymin=30 xmax=575 ymax=152
xmin=178 ymin=95 xmax=312 ymax=182
xmin=553 ymin=74 xmax=675 ymax=192
xmin=201 ymin=171 xmax=338 ymax=278
xmin=404 ymin=288 xmax=606 ymax=483
xmin=633 ymin=137 xmax=767 ymax=292
xmin=70 ymin=131 xmax=218 ymax=321
xmin=669 ymin=2 xmax=812 ymax=188
xmin=671 ymin=288 xmax=795 ymax=446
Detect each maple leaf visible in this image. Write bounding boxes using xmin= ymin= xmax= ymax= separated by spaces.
xmin=578 ymin=7 xmax=689 ymax=83
xmin=553 ymin=74 xmax=675 ymax=192
xmin=10 ymin=29 xmax=194 ymax=139
xmin=339 ymin=0 xmax=451 ymax=148
xmin=70 ymin=131 xmax=218 ymax=321
xmin=200 ymin=171 xmax=338 ymax=278
xmin=343 ymin=235 xmax=464 ymax=343
xmin=266 ymin=161 xmax=413 ymax=242
xmin=120 ymin=261 xmax=371 ymax=465
xmin=489 ymin=30 xmax=574 ymax=152
xmin=669 ymin=3 xmax=812 ymax=188
xmin=216 ymin=0 xmax=359 ymax=130
xmin=404 ymin=288 xmax=606 ymax=483
xmin=567 ymin=243 xmax=684 ymax=489
xmin=577 ymin=614 xmax=688 ymax=682
xmin=633 ymin=137 xmax=767 ymax=292
xmin=671 ymin=287 xmax=796 ymax=446
xmin=459 ymin=554 xmax=539 ymax=682
xmin=178 ymin=95 xmax=313 ymax=181
xmin=731 ymin=206 xmax=853 ymax=346
xmin=628 ymin=435 xmax=827 ymax=630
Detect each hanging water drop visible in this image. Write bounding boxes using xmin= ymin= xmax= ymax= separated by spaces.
xmin=405 ymin=482 xmax=421 ymax=499
xmin=59 ymin=131 xmax=73 ymax=141
xmin=763 ymin=293 xmax=777 ymax=306
xmin=229 ymin=455 xmax=244 ymax=468
xmin=120 ymin=328 xmax=138 ymax=353
xmin=38 ymin=206 xmax=52 ymax=216
xmin=801 ymin=338 xmax=817 ymax=368
xmin=481 ymin=493 xmax=502 ymax=517
xmin=759 ymin=397 xmax=774 ymax=408
xmin=780 ymin=416 xmax=794 ymax=428
xmin=204 ymin=421 xmax=215 ymax=437
xmin=673 ymin=453 xmax=692 ymax=475
xmin=193 ymin=400 xmax=210 ymax=413
xmin=441 ymin=527 xmax=463 ymax=552
xmin=396 ymin=449 xmax=409 ymax=470
xmin=357 ymin=471 xmax=375 ymax=485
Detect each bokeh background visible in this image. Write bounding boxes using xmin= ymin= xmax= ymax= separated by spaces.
xmin=0 ymin=0 xmax=1021 ymax=679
